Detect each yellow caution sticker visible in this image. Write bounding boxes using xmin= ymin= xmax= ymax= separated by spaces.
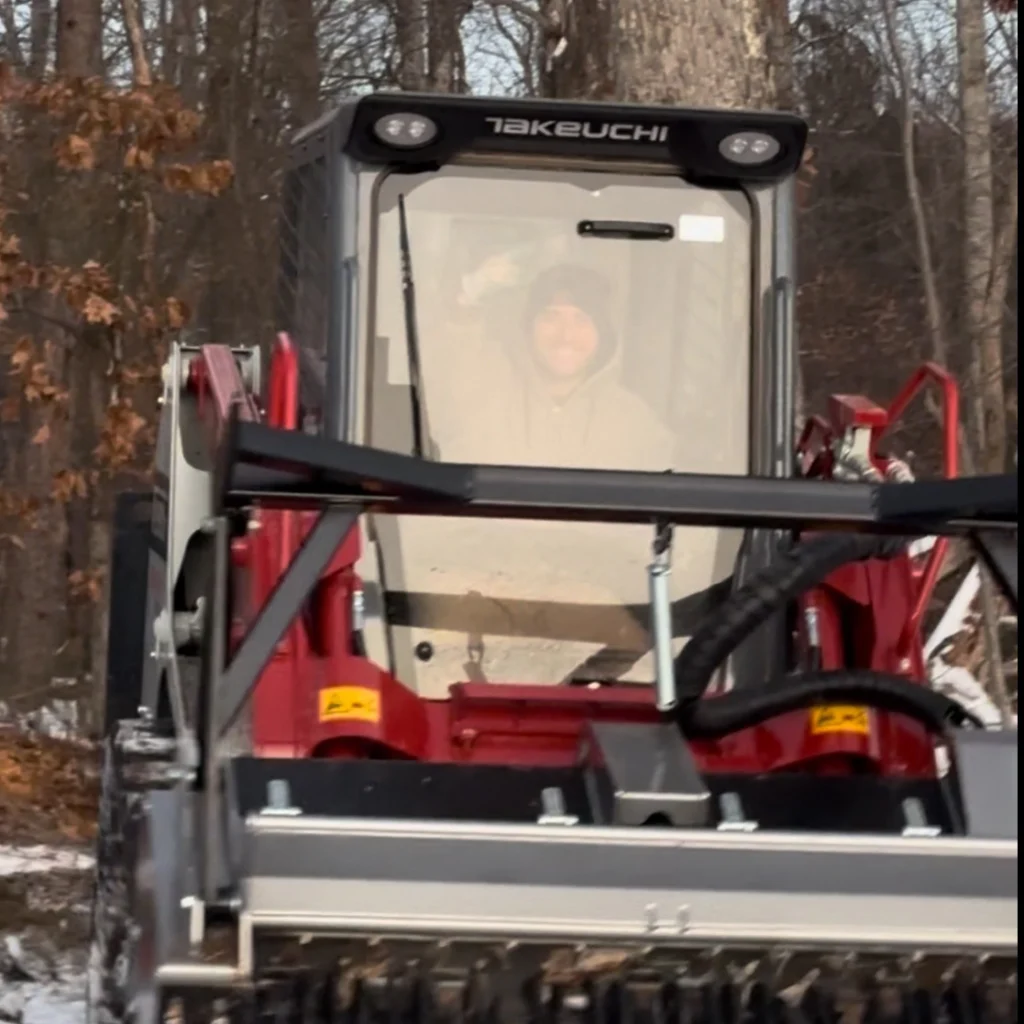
xmin=809 ymin=704 xmax=870 ymax=735
xmin=318 ymin=686 xmax=381 ymax=724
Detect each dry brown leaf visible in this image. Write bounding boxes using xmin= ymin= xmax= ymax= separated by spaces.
xmin=207 ymin=159 xmax=234 ymax=193
xmin=68 ymin=568 xmax=103 ymax=603
xmin=31 ymin=422 xmax=50 ymax=445
xmin=165 ymin=296 xmax=188 ymax=328
xmin=82 ymin=293 xmax=118 ymax=324
xmin=189 ymin=164 xmax=211 ymax=194
xmin=125 ymin=144 xmax=155 ymax=171
xmin=56 ymin=133 xmax=96 ymax=171
xmin=51 ymin=469 xmax=89 ymax=502
xmin=9 ymin=336 xmax=32 ymax=371
xmin=161 ymin=164 xmax=194 ymax=191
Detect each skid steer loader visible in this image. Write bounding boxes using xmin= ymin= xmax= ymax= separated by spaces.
xmin=88 ymin=93 xmax=1018 ymax=1023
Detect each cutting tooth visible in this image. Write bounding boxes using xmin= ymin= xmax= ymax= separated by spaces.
xmin=144 ymin=956 xmax=1018 ymax=1023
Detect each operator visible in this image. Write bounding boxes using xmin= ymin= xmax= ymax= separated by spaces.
xmin=440 ymin=263 xmax=675 ymax=471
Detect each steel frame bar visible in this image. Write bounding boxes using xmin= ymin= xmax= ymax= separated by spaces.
xmin=214 ymin=507 xmax=359 ymax=740
xmin=199 ymin=508 xmax=356 ymax=900
xmin=220 ymin=420 xmax=1017 ymax=537
xmin=236 ymin=814 xmax=1017 ymax=956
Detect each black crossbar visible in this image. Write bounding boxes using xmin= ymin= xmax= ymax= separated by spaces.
xmin=219 ymin=421 xmax=1017 ymax=537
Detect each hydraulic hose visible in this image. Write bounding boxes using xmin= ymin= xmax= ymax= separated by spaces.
xmin=670 ymin=531 xmax=981 ymax=739
xmin=673 ymin=532 xmax=909 ymax=708
xmin=675 ymin=669 xmax=984 ymax=739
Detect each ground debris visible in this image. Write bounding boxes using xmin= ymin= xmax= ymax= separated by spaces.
xmin=0 ymin=729 xmax=99 ymax=846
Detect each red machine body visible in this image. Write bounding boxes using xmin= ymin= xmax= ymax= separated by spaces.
xmin=192 ymin=336 xmax=960 ymax=781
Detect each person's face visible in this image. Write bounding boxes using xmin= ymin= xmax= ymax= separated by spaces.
xmin=531 ymin=297 xmax=599 ymax=380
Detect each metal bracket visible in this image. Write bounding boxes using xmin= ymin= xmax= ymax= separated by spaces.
xmin=213 ymin=507 xmax=359 ymax=740
xmin=716 ymin=791 xmax=758 ymax=832
xmin=901 ymin=797 xmax=941 ymax=838
xmin=537 ymin=787 xmax=578 ymax=826
xmin=260 ymin=778 xmax=302 ymax=817
xmin=580 ymin=721 xmax=710 ymax=827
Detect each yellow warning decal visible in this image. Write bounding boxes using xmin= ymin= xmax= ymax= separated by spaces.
xmin=318 ymin=686 xmax=380 ymax=724
xmin=809 ymin=705 xmax=870 ymax=735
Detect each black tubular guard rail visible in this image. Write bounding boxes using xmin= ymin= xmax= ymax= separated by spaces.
xmin=219 ymin=418 xmax=1017 ymax=533
xmin=214 ymin=417 xmax=1017 ymax=614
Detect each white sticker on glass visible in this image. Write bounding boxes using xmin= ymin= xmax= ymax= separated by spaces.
xmin=678 ymin=214 xmax=725 ymax=243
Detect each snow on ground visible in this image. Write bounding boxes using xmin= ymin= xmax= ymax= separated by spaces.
xmin=0 ymin=845 xmax=92 ymax=1024
xmin=0 ymin=971 xmax=86 ymax=1024
xmin=930 ymin=658 xmax=1008 ymax=727
xmin=0 ymin=700 xmax=84 ymax=746
xmin=0 ymin=846 xmax=94 ymax=878
xmin=925 ymin=559 xmax=1017 ymax=729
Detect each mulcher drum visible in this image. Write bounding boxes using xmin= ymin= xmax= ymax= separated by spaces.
xmin=159 ymin=968 xmax=1017 ymax=1024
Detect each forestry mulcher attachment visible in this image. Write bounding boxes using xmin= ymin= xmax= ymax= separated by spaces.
xmin=89 ymin=94 xmax=1018 ymax=1024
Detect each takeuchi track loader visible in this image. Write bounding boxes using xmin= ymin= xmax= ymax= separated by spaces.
xmin=88 ymin=93 xmax=1018 ymax=1024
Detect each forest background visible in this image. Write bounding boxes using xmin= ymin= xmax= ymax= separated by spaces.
xmin=0 ymin=0 xmax=1017 ymax=731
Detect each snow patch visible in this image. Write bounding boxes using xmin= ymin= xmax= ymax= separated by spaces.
xmin=0 ymin=970 xmax=86 ymax=1023
xmin=0 ymin=846 xmax=94 ymax=878
xmin=929 ymin=659 xmax=1007 ymax=729
xmin=925 ymin=564 xmax=981 ymax=659
xmin=0 ymin=698 xmax=84 ymax=744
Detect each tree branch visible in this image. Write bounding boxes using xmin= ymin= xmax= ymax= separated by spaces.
xmin=121 ymin=0 xmax=154 ymax=87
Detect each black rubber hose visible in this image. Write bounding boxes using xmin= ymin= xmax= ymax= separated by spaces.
xmin=676 ymin=669 xmax=984 ymax=738
xmin=673 ymin=532 xmax=909 ymax=707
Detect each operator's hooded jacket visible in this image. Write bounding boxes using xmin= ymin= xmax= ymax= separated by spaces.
xmin=438 ymin=264 xmax=675 ymax=472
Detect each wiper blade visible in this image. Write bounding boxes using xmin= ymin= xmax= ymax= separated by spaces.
xmin=397 ymin=193 xmax=429 ymax=459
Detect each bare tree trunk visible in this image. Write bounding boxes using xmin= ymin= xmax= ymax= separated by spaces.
xmin=281 ymin=0 xmax=321 ymax=121
xmin=878 ymin=0 xmax=979 ymax=483
xmin=540 ymin=0 xmax=616 ymax=99
xmin=956 ymin=0 xmax=1014 ymax=717
xmin=0 ymin=0 xmax=103 ymax=716
xmin=202 ymin=0 xmax=243 ymax=340
xmin=29 ymin=0 xmax=53 ymax=77
xmin=880 ymin=0 xmax=949 ymax=370
xmin=957 ymin=0 xmax=1007 ymax=474
xmin=395 ymin=0 xmax=427 ymax=90
xmin=426 ymin=0 xmax=473 ymax=92
xmin=2 ymin=2 xmax=27 ymax=69
xmin=614 ymin=0 xmax=781 ymax=107
xmin=160 ymin=0 xmax=201 ymax=98
xmin=121 ymin=0 xmax=154 ymax=86
xmin=55 ymin=0 xmax=103 ymax=77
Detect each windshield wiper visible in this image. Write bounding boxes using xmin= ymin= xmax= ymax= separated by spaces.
xmin=397 ymin=192 xmax=429 ymax=459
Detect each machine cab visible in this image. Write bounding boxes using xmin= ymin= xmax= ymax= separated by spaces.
xmin=276 ymin=94 xmax=807 ymax=697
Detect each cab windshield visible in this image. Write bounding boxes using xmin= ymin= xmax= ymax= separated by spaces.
xmin=365 ymin=164 xmax=754 ymax=696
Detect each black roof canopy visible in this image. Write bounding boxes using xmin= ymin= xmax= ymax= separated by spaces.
xmin=289 ymin=92 xmax=808 ymax=186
